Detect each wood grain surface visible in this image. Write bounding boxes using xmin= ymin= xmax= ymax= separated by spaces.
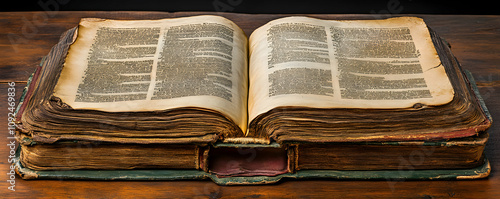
xmin=1 ymin=11 xmax=499 ymax=198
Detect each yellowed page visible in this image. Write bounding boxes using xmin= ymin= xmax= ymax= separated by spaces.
xmin=54 ymin=15 xmax=248 ymax=132
xmin=248 ymin=16 xmax=454 ymax=121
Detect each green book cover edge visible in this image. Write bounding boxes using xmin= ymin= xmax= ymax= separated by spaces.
xmin=13 ymin=150 xmax=491 ymax=185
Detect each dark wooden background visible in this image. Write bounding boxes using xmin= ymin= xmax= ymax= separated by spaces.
xmin=1 ymin=12 xmax=499 ymax=198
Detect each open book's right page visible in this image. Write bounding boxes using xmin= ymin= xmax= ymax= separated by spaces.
xmin=248 ymin=17 xmax=454 ymax=121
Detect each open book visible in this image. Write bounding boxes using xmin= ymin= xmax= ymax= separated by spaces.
xmin=18 ymin=15 xmax=489 ymax=145
xmin=15 ymin=15 xmax=492 ymax=180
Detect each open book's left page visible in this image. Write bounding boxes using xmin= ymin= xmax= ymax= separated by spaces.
xmin=53 ymin=15 xmax=249 ymax=132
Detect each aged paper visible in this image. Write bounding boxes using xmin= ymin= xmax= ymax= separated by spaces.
xmin=53 ymin=16 xmax=248 ymax=131
xmin=248 ymin=16 xmax=454 ymax=121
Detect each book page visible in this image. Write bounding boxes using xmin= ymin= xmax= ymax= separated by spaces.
xmin=53 ymin=16 xmax=248 ymax=131
xmin=248 ymin=16 xmax=454 ymax=121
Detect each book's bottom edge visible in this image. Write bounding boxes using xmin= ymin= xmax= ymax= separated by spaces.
xmin=14 ymin=156 xmax=490 ymax=185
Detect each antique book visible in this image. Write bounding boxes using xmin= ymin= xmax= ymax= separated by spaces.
xmin=14 ymin=15 xmax=492 ymax=183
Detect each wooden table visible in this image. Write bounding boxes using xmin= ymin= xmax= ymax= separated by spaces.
xmin=1 ymin=11 xmax=499 ymax=198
